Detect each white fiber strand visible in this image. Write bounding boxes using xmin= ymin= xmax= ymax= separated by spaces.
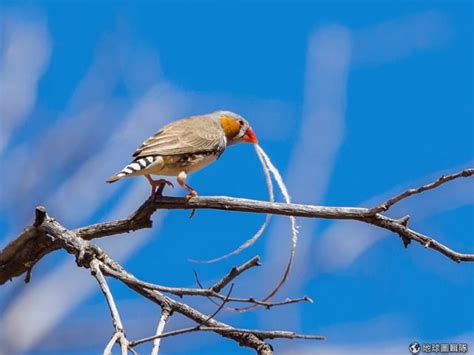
xmin=233 ymin=145 xmax=299 ymax=311
xmin=255 ymin=145 xmax=299 ymax=248
xmin=189 ymin=143 xmax=299 ymax=309
xmin=189 ymin=144 xmax=274 ymax=264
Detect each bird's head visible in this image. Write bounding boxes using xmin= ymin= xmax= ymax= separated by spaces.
xmin=213 ymin=110 xmax=258 ymax=146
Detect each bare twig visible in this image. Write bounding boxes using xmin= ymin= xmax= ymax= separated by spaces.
xmin=249 ymin=296 xmax=314 ymax=309
xmin=90 ymin=259 xmax=130 ymax=355
xmin=193 ymin=269 xmax=221 ymax=308
xmin=193 ymin=267 xmax=312 ymax=310
xmin=130 ymin=327 xmax=211 ymax=346
xmin=211 ymin=256 xmax=261 ymax=292
xmin=151 ymin=305 xmax=172 ymax=355
xmin=101 ymin=257 xmax=312 ymax=309
xmin=132 ymin=282 xmax=236 ymax=348
xmin=368 ymin=168 xmax=474 ymax=214
xmin=130 ymin=325 xmax=325 ymax=346
xmin=103 ymin=332 xmax=120 ymax=355
xmin=130 ymin=284 xmax=316 ymax=347
xmin=198 ymin=327 xmax=325 ymax=340
xmin=202 ymin=283 xmax=234 ymax=325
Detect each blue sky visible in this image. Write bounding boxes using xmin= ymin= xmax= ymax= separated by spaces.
xmin=0 ymin=1 xmax=473 ymax=354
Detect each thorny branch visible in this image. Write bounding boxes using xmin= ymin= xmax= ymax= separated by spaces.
xmin=0 ymin=168 xmax=472 ymax=353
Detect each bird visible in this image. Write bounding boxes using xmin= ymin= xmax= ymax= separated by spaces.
xmin=106 ymin=110 xmax=258 ymax=199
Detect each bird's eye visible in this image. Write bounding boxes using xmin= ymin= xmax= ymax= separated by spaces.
xmin=238 ymin=119 xmax=244 ymax=126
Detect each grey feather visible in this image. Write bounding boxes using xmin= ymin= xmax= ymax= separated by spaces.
xmin=132 ymin=115 xmax=227 ymax=158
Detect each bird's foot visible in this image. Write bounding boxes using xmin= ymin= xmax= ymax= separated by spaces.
xmin=154 ymin=178 xmax=174 ymax=190
xmin=147 ymin=176 xmax=174 ymax=200
xmin=176 ymin=171 xmax=197 ymax=217
xmin=184 ymin=190 xmax=197 ymax=218
xmin=185 ymin=189 xmax=197 ymax=200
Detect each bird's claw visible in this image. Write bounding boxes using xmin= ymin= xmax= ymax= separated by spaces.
xmin=149 ymin=178 xmax=174 ymax=200
xmin=184 ymin=191 xmax=197 ymax=218
xmin=154 ymin=179 xmax=173 ymax=189
xmin=185 ymin=191 xmax=197 ymax=200
xmin=162 ymin=180 xmax=174 ymax=188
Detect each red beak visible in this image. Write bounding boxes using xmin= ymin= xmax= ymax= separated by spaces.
xmin=242 ymin=127 xmax=258 ymax=144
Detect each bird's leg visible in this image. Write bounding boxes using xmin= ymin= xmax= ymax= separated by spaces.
xmin=177 ymin=171 xmax=197 ymax=199
xmin=177 ymin=171 xmax=197 ymax=218
xmin=145 ymin=174 xmax=174 ymax=199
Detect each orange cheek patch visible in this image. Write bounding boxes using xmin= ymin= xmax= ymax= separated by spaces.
xmin=219 ymin=116 xmax=241 ymax=139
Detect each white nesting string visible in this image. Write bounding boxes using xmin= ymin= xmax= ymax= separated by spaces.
xmin=230 ymin=145 xmax=298 ymax=311
xmin=190 ymin=144 xmax=298 ymax=310
xmin=255 ymin=144 xmax=299 ymax=251
xmin=189 ymin=144 xmax=274 ymax=263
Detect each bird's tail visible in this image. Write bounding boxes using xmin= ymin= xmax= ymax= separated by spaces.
xmin=106 ymin=156 xmax=159 ymax=183
xmin=106 ymin=174 xmax=123 ymax=183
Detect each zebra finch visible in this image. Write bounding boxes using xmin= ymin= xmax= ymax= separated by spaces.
xmin=106 ymin=110 xmax=258 ymax=199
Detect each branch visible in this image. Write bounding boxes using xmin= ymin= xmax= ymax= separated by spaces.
xmin=1 ymin=169 xmax=473 ymax=286
xmin=16 ymin=208 xmax=277 ymax=352
xmin=101 ymin=257 xmax=310 ymax=309
xmin=211 ymin=256 xmax=261 ymax=292
xmin=0 ymin=197 xmax=159 ymax=284
xmin=131 ymin=326 xmax=325 ymax=345
xmin=129 ymin=283 xmax=321 ymax=349
xmin=193 ymin=267 xmax=312 ymax=310
xmin=151 ymin=305 xmax=172 ymax=355
xmin=90 ymin=259 xmax=130 ymax=355
xmin=102 ymin=258 xmax=278 ymax=353
xmin=1 ymin=168 xmax=471 ymax=353
xmin=131 ymin=284 xmax=235 ymax=348
xmin=368 ymin=168 xmax=474 ymax=214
